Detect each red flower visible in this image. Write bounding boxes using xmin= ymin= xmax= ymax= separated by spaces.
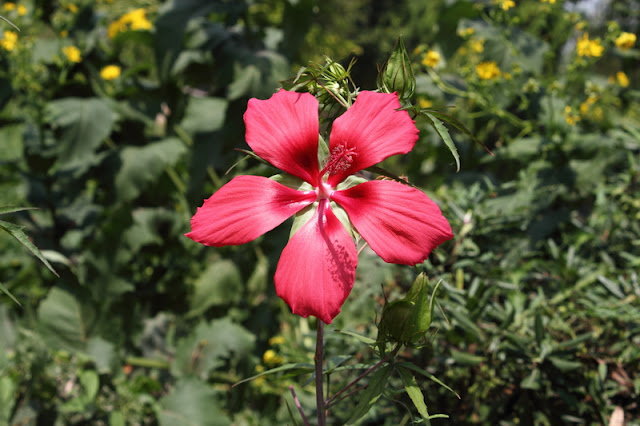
xmin=186 ymin=90 xmax=453 ymax=323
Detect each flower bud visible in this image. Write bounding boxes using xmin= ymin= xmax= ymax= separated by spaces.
xmin=378 ymin=36 xmax=416 ymax=100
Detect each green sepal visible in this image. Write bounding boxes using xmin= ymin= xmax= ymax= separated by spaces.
xmin=378 ymin=36 xmax=416 ymax=100
xmin=269 ymin=173 xmax=314 ymax=191
xmin=289 ymin=201 xmax=359 ymax=241
xmin=376 ymin=274 xmax=441 ymax=345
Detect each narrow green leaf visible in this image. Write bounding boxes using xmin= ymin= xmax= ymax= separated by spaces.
xmin=232 ymin=363 xmax=315 ymax=387
xmin=0 ymin=220 xmax=59 ymax=277
xmin=284 ymin=399 xmax=299 ymax=426
xmin=425 ymin=109 xmax=493 ymax=155
xmin=422 ymin=112 xmax=460 ymax=172
xmin=346 ymin=364 xmax=393 ymax=424
xmin=0 ymin=206 xmax=37 ymax=216
xmin=334 ymin=329 xmax=376 ymax=346
xmin=397 ymin=362 xmax=460 ymax=398
xmin=396 ymin=365 xmax=430 ymax=423
xmin=0 ymin=282 xmax=21 ymax=306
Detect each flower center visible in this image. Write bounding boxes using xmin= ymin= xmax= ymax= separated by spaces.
xmin=320 ymin=144 xmax=357 ymax=178
xmin=316 ymin=180 xmax=333 ymax=200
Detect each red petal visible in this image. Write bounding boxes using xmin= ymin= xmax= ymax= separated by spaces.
xmin=275 ymin=200 xmax=357 ymax=324
xmin=327 ymin=91 xmax=419 ymax=186
xmin=332 ymin=180 xmax=453 ymax=265
xmin=186 ymin=176 xmax=315 ymax=246
xmin=244 ymin=90 xmax=320 ymax=185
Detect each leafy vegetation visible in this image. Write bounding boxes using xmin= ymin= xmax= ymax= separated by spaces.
xmin=1 ymin=0 xmax=638 ymax=424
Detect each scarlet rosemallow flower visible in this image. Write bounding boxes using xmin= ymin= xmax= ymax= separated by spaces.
xmin=186 ymin=90 xmax=453 ymax=324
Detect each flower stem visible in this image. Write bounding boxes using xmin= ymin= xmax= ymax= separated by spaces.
xmin=315 ymin=320 xmax=326 ymax=426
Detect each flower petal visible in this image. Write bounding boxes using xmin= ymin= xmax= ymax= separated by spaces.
xmin=244 ymin=90 xmax=320 ymax=185
xmin=332 ymin=180 xmax=453 ymax=265
xmin=275 ymin=200 xmax=357 ymax=324
xmin=186 ymin=175 xmax=315 ymax=246
xmin=327 ymin=91 xmax=419 ymax=186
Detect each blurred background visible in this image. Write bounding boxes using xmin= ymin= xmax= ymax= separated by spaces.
xmin=0 ymin=0 xmax=639 ymax=424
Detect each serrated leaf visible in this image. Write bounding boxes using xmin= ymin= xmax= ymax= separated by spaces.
xmin=45 ymin=97 xmax=117 ymax=167
xmin=159 ymin=379 xmax=230 ymax=426
xmin=0 ymin=220 xmax=58 ymax=277
xmin=188 ymin=259 xmax=243 ymax=317
xmin=397 ymin=365 xmax=430 ymax=422
xmin=346 ymin=364 xmax=392 ymax=424
xmin=422 ymin=111 xmax=460 ymax=172
xmin=115 ymin=138 xmax=187 ymax=202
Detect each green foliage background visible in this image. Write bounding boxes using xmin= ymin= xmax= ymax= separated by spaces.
xmin=1 ymin=0 xmax=639 ymax=424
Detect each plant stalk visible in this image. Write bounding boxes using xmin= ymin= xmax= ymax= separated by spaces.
xmin=315 ymin=320 xmax=326 ymax=426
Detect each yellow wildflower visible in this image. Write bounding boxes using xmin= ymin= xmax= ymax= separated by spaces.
xmin=576 ymin=33 xmax=604 ymax=58
xmin=563 ymin=106 xmax=580 ymax=126
xmin=1 ymin=30 xmax=18 ymax=51
xmin=268 ymin=336 xmax=285 ymax=345
xmin=458 ymin=27 xmax=475 ymax=38
xmin=62 ymin=46 xmax=82 ymax=63
xmin=65 ymin=4 xmax=78 ymax=13
xmin=100 ymin=65 xmax=121 ymax=80
xmin=17 ymin=4 xmax=26 ymax=15
xmin=476 ymin=61 xmax=502 ymax=80
xmin=579 ymin=94 xmax=598 ymax=115
xmin=262 ymin=350 xmax=282 ymax=366
xmin=60 ymin=30 xmax=69 ymax=38
xmin=418 ymin=98 xmax=433 ymax=109
xmin=2 ymin=2 xmax=16 ymax=11
xmin=615 ymin=32 xmax=636 ymax=50
xmin=108 ymin=8 xmax=153 ymax=39
xmin=470 ymin=39 xmax=484 ymax=53
xmin=496 ymin=0 xmax=515 ymax=11
xmin=541 ymin=0 xmax=556 ymax=3
xmin=616 ymin=71 xmax=630 ymax=87
xmin=421 ymin=50 xmax=441 ymax=68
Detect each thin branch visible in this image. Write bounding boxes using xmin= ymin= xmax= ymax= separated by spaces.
xmin=325 ymin=355 xmax=391 ymax=406
xmin=289 ymin=385 xmax=310 ymax=426
xmin=315 ymin=320 xmax=326 ymax=426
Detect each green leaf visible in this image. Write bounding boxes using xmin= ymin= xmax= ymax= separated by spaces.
xmin=180 ymin=96 xmax=227 ymax=135
xmin=425 ymin=109 xmax=492 ymax=156
xmin=159 ymin=379 xmax=230 ymax=426
xmin=45 ymin=98 xmax=117 ymax=168
xmin=422 ymin=111 xmax=460 ymax=172
xmin=0 ymin=206 xmax=37 ymax=216
xmin=0 ymin=220 xmax=58 ymax=277
xmin=346 ymin=364 xmax=392 ymax=424
xmin=0 ymin=282 xmax=20 ymax=307
xmin=232 ymin=363 xmax=315 ymax=387
xmin=334 ymin=329 xmax=376 ymax=346
xmin=188 ymin=259 xmax=243 ymax=317
xmin=115 ymin=138 xmax=187 ymax=202
xmin=397 ymin=362 xmax=460 ymax=398
xmin=37 ymin=288 xmax=94 ymax=351
xmin=365 ymin=165 xmax=416 ymax=187
xmin=79 ymin=370 xmax=99 ymax=401
xmin=397 ymin=365 xmax=430 ymax=423
xmin=172 ymin=318 xmax=255 ymax=379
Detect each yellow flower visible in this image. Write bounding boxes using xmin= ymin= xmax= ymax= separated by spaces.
xmin=60 ymin=30 xmax=69 ymax=38
xmin=1 ymin=30 xmax=18 ymax=51
xmin=476 ymin=61 xmax=502 ymax=80
xmin=421 ymin=50 xmax=440 ymax=68
xmin=458 ymin=27 xmax=475 ymax=37
xmin=418 ymin=98 xmax=433 ymax=109
xmin=616 ymin=71 xmax=630 ymax=87
xmin=563 ymin=106 xmax=580 ymax=126
xmin=576 ymin=33 xmax=604 ymax=58
xmin=615 ymin=32 xmax=636 ymax=50
xmin=62 ymin=46 xmax=82 ymax=63
xmin=2 ymin=2 xmax=16 ymax=11
xmin=108 ymin=8 xmax=153 ymax=38
xmin=262 ymin=350 xmax=282 ymax=366
xmin=470 ymin=39 xmax=484 ymax=53
xmin=496 ymin=0 xmax=515 ymax=11
xmin=268 ymin=336 xmax=285 ymax=345
xmin=541 ymin=0 xmax=556 ymax=3
xmin=66 ymin=4 xmax=78 ymax=13
xmin=17 ymin=4 xmax=26 ymax=15
xmin=100 ymin=65 xmax=121 ymax=80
